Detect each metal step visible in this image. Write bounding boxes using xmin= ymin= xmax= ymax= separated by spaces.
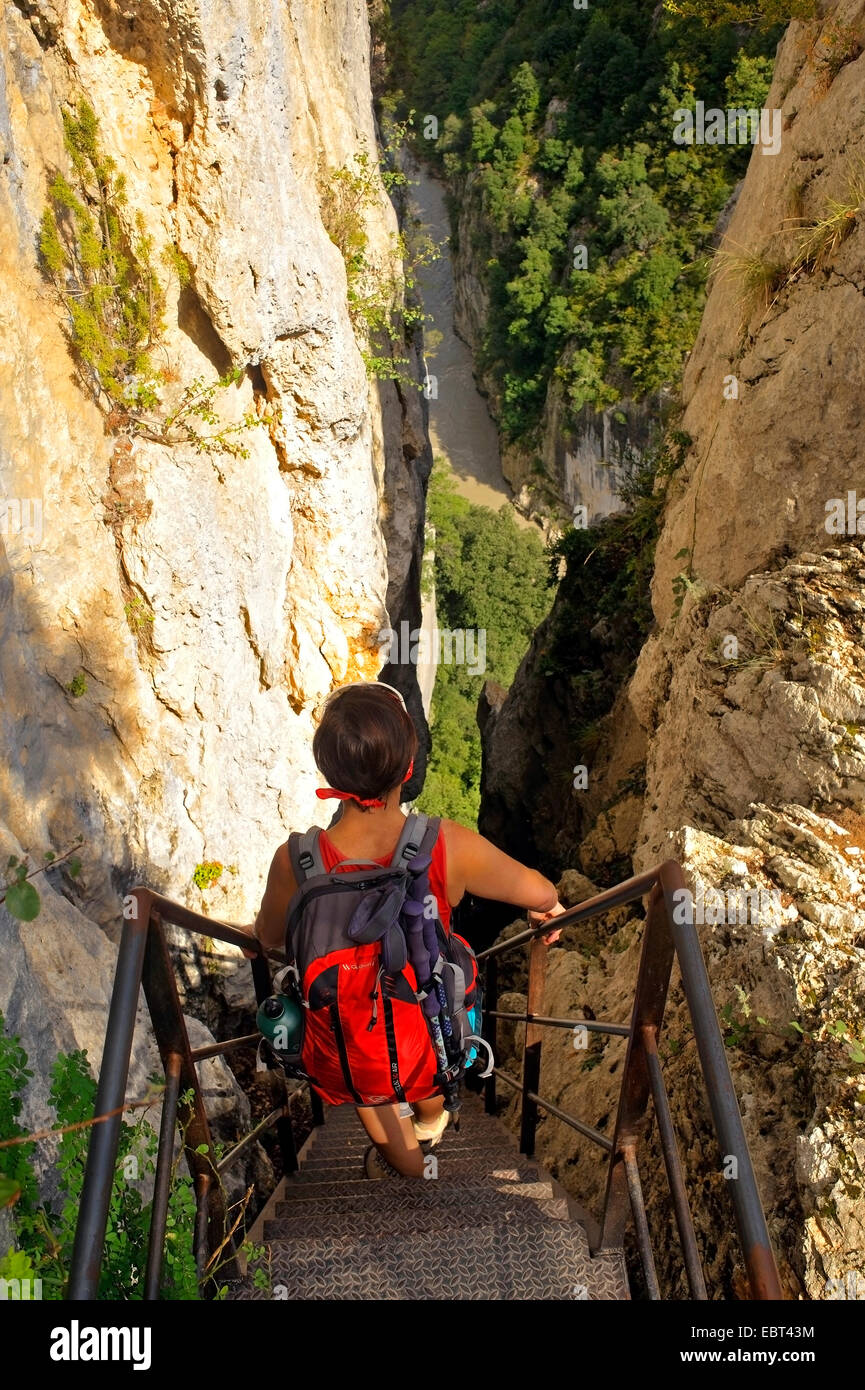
xmin=263 ymin=1199 xmax=572 ymax=1241
xmin=237 ymin=1221 xmax=629 ymax=1300
xmin=307 ymin=1127 xmax=514 ymax=1152
xmin=273 ymin=1177 xmax=558 ymax=1208
xmin=229 ymin=1093 xmax=630 ymax=1300
xmin=289 ymin=1158 xmax=541 ymax=1183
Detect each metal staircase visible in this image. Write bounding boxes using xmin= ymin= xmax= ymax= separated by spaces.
xmin=231 ymin=1092 xmax=629 ymax=1300
xmin=67 ymin=862 xmax=782 ymax=1301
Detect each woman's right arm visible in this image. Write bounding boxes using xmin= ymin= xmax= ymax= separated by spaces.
xmin=240 ymin=843 xmax=297 ymax=956
xmin=442 ymin=820 xmax=560 ymax=914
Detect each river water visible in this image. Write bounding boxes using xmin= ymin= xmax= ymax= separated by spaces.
xmin=407 ymin=163 xmax=530 ymax=522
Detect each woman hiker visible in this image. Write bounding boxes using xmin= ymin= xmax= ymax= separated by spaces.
xmin=244 ymin=681 xmax=564 ymax=1177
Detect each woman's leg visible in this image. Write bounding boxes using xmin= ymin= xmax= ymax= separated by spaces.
xmin=412 ymin=1095 xmax=445 ymax=1125
xmin=411 ymin=1092 xmax=449 ymax=1143
xmin=355 ymin=1103 xmax=425 ymax=1177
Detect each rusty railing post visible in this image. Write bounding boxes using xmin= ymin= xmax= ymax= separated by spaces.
xmin=519 ymin=935 xmax=547 ymax=1156
xmin=657 ymin=860 xmax=783 ymax=1300
xmin=143 ymin=1051 xmax=183 ymax=1299
xmin=67 ymin=889 xmax=152 ymax=1300
xmin=142 ymin=912 xmax=238 ymax=1291
xmin=598 ymin=878 xmax=674 ymax=1257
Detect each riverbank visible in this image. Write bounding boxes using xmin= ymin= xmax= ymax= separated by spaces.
xmin=407 ymin=160 xmax=534 ymax=529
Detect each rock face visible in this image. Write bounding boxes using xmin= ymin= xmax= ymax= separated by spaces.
xmin=0 ymin=0 xmax=427 ymax=930
xmin=0 ymin=0 xmax=428 ymax=1220
xmin=651 ymin=1 xmax=865 ymax=624
xmin=480 ymin=9 xmax=865 ymax=1297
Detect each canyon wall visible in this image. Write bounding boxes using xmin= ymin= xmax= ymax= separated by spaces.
xmin=0 ymin=0 xmax=428 ymax=1133
xmin=481 ymin=2 xmax=865 ymax=1298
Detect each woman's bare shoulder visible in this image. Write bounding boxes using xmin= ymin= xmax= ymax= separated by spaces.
xmin=439 ymin=818 xmax=474 ymax=840
xmin=269 ymin=840 xmax=295 ymax=887
xmin=439 ymin=818 xmax=481 ymax=857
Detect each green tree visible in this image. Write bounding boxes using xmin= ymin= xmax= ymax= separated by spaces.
xmin=418 ymin=461 xmax=551 ymax=825
xmin=381 ymin=0 xmax=783 ymax=441
xmin=663 ymin=0 xmax=814 ymax=26
xmin=510 ymin=62 xmax=540 ymax=121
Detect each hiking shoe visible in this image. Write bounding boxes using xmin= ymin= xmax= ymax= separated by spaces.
xmin=363 ymin=1144 xmax=400 ymax=1180
xmin=411 ymin=1108 xmax=450 ymax=1147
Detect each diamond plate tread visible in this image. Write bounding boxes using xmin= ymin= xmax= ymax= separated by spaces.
xmin=263 ymin=1199 xmax=572 ymax=1242
xmin=315 ymin=1099 xmax=503 ymax=1136
xmin=586 ymin=1249 xmax=630 ymax=1301
xmin=311 ymin=1139 xmax=510 ymax=1160
xmin=232 ymin=1222 xmax=627 ymax=1301
xmin=313 ymin=1123 xmax=508 ymax=1142
xmin=290 ymin=1160 xmax=541 ymax=1183
xmin=322 ymin=1139 xmax=516 ymax=1157
xmin=274 ymin=1178 xmax=557 ymax=1208
xmin=310 ymin=1142 xmax=511 ymax=1161
xmin=229 ymin=1093 xmax=630 ymax=1300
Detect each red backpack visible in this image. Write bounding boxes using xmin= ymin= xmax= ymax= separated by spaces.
xmin=284 ymin=813 xmax=482 ymax=1107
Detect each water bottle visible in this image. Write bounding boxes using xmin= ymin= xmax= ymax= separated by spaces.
xmin=256 ymin=993 xmax=304 ymax=1057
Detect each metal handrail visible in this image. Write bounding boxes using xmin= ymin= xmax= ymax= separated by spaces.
xmin=478 ymin=858 xmax=782 ymax=1300
xmin=68 ymin=860 xmax=781 ymax=1301
xmin=67 ymin=887 xmax=309 ymax=1301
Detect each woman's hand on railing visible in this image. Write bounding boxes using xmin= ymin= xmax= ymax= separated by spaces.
xmin=238 ymin=924 xmax=259 ymax=960
xmin=527 ymin=900 xmax=566 ymax=944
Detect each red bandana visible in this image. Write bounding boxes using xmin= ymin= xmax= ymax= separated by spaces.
xmin=315 ymin=758 xmax=415 ymax=809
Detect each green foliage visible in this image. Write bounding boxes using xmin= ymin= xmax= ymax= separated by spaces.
xmin=382 ymin=2 xmax=782 ymax=441
xmin=417 ymin=461 xmax=551 ymax=825
xmin=724 ymin=50 xmax=774 ymax=110
xmin=0 ymin=1013 xmax=199 ymax=1299
xmin=321 ymin=118 xmax=438 ymax=386
xmin=193 ymin=861 xmax=223 ymax=890
xmin=1 ymin=841 xmax=84 ymax=924
xmin=39 ymin=102 xmax=164 ymax=412
xmin=161 ymin=366 xmax=264 ymax=460
xmin=162 ymin=243 xmax=192 ymax=287
xmin=124 ymin=595 xmax=155 ymax=632
xmin=663 ymin=0 xmax=815 ymax=25
xmin=39 ymin=100 xmax=265 ymax=457
xmin=0 ymin=1025 xmax=38 ymax=1215
xmin=65 ymin=672 xmax=88 ymax=697
xmin=541 ymin=431 xmax=690 ymax=725
xmin=719 ymin=993 xmax=865 ymax=1066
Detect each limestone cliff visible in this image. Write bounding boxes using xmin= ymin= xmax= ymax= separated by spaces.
xmin=481 ymin=4 xmax=865 ymax=1298
xmin=0 ymin=1 xmax=428 ymax=1135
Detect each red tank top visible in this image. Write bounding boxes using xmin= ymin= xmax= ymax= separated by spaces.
xmin=318 ymin=823 xmax=452 ymax=932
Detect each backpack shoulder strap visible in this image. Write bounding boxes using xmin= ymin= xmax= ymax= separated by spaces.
xmin=288 ymin=827 xmax=326 ymax=884
xmin=392 ymin=812 xmax=441 ymax=871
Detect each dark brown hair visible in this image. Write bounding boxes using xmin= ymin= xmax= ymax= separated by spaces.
xmin=312 ymin=684 xmax=418 ymax=809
